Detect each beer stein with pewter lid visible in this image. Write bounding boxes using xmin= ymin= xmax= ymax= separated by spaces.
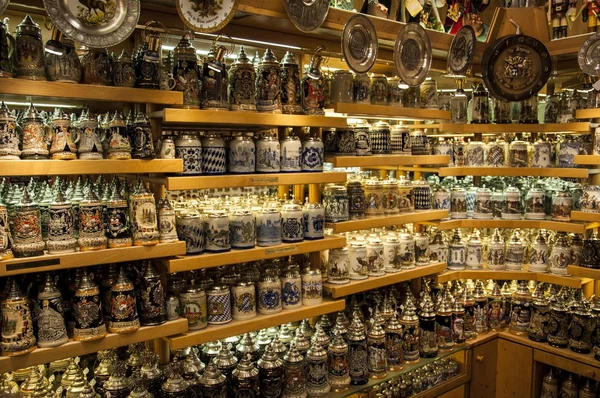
xmin=129 ymin=181 xmax=159 ymax=246
xmin=108 ymin=266 xmax=140 ymax=334
xmin=36 ymin=273 xmax=68 ymax=348
xmin=81 ymin=48 xmax=113 ymax=86
xmin=46 ymin=188 xmax=77 ymax=254
xmin=12 ymin=189 xmax=45 ymax=258
xmin=0 ymin=18 xmax=14 ymax=78
xmin=21 ymin=103 xmax=50 ymax=159
xmin=0 ymin=199 xmax=13 ymax=260
xmin=173 ymin=31 xmax=200 ymax=108
xmin=77 ymin=110 xmax=104 ymax=160
xmin=44 ymin=27 xmax=82 ymax=83
xmin=1 ymin=278 xmax=36 ymax=356
xmin=228 ymin=47 xmax=257 ymax=112
xmin=14 ymin=15 xmax=45 ymax=80
xmin=105 ymin=184 xmax=132 ymax=248
xmin=0 ymin=102 xmax=20 ymax=159
xmin=49 ymin=108 xmax=79 ymax=160
xmin=72 ymin=270 xmax=106 ymax=342
xmin=78 ymin=188 xmax=107 ymax=251
xmin=106 ymin=111 xmax=131 ymax=160
xmin=256 ymin=48 xmax=281 ymax=113
xmin=113 ymin=50 xmax=135 ymax=88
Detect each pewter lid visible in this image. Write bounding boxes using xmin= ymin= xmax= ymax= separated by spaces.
xmin=307 ymin=341 xmax=327 ymax=360
xmin=534 ymin=230 xmax=547 ymax=245
xmin=412 ymin=177 xmax=429 ymax=187
xmin=270 ymin=336 xmax=287 ymax=357
xmin=400 ymin=299 xmax=418 ymax=322
xmin=232 ymin=354 xmax=259 ymax=380
xmin=491 ymin=228 xmax=504 ymax=243
xmin=488 ymin=282 xmax=502 ymax=299
xmin=24 ymin=103 xmax=40 ymax=121
xmin=117 ymin=49 xmax=133 ymax=64
xmin=260 ymin=48 xmax=278 ymax=65
xmin=280 ymin=51 xmax=298 ymax=66
xmin=199 ymin=363 xmax=225 ymax=386
xmin=109 ymin=111 xmax=126 ymax=128
xmin=418 ymin=293 xmax=436 ymax=318
xmin=283 ymin=342 xmax=304 ymax=364
xmin=257 ymin=343 xmax=283 ymax=369
xmin=16 ymin=15 xmax=41 ymax=37
xmin=212 ymin=347 xmax=238 ymax=369
xmin=207 ymin=283 xmax=228 ymax=294
xmin=292 ymin=329 xmax=311 ymax=353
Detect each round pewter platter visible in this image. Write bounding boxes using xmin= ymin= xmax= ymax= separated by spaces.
xmin=284 ymin=0 xmax=330 ymax=32
xmin=394 ymin=23 xmax=432 ymax=87
xmin=341 ymin=13 xmax=378 ymax=74
xmin=0 ymin=0 xmax=9 ymax=16
xmin=447 ymin=25 xmax=475 ymax=77
xmin=176 ymin=0 xmax=238 ymax=33
xmin=578 ymin=32 xmax=600 ymax=77
xmin=43 ymin=0 xmax=139 ymax=48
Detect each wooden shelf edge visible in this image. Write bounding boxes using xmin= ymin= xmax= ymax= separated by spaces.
xmin=438 ymin=167 xmax=588 ymax=178
xmin=571 ymin=211 xmax=600 ymax=222
xmin=326 ymin=210 xmax=449 ymax=233
xmin=0 ymin=241 xmax=186 ymax=276
xmin=331 ymin=103 xmax=451 ymax=121
xmin=0 ymin=159 xmax=183 ymax=176
xmin=146 ymin=172 xmax=348 ymax=190
xmin=434 ymin=219 xmax=585 ymax=233
xmin=324 ymin=155 xmax=450 ymax=167
xmin=534 ymin=350 xmax=600 ymax=382
xmin=164 ymin=300 xmax=345 ymax=350
xmin=435 ymin=268 xmax=587 ymax=288
xmin=324 ymin=263 xmax=446 ymax=298
xmin=576 ymin=108 xmax=600 ymax=120
xmin=0 ymin=319 xmax=188 ymax=373
xmin=438 ymin=122 xmax=590 ymax=133
xmin=0 ymin=79 xmax=184 ymax=105
xmin=574 ymin=155 xmax=600 ymax=165
xmin=567 ymin=265 xmax=600 ymax=279
xmin=412 ymin=373 xmax=470 ymax=398
xmin=164 ymin=235 xmax=346 ymax=272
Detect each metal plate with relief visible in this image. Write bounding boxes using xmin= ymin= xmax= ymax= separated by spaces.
xmin=447 ymin=25 xmax=475 ymax=77
xmin=482 ymin=34 xmax=551 ymax=101
xmin=394 ymin=23 xmax=431 ymax=87
xmin=578 ymin=32 xmax=600 ymax=77
xmin=177 ymin=0 xmax=238 ymax=33
xmin=0 ymin=0 xmax=9 ymax=15
xmin=43 ymin=0 xmax=139 ymax=48
xmin=284 ymin=0 xmax=329 ymax=32
xmin=342 ymin=14 xmax=378 ymax=74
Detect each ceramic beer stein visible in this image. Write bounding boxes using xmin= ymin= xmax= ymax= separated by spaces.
xmin=14 ymin=15 xmax=45 ymax=80
xmin=113 ymin=49 xmax=135 ymax=87
xmin=173 ymin=32 xmax=200 ymax=108
xmin=46 ymin=188 xmax=77 ymax=253
xmin=0 ymin=102 xmax=20 ymax=159
xmin=0 ymin=18 xmax=14 ymax=78
xmin=108 ymin=267 xmax=140 ymax=333
xmin=21 ymin=103 xmax=50 ymax=159
xmin=82 ymin=48 xmax=113 ymax=86
xmin=36 ymin=273 xmax=68 ymax=348
xmin=229 ymin=46 xmax=257 ymax=112
xmin=107 ymin=111 xmax=131 ymax=160
xmin=78 ymin=188 xmax=107 ymax=251
xmin=105 ymin=187 xmax=132 ymax=248
xmin=12 ymin=189 xmax=45 ymax=257
xmin=45 ymin=32 xmax=82 ymax=83
xmin=129 ymin=181 xmax=160 ymax=246
xmin=1 ymin=278 xmax=36 ymax=356
xmin=256 ymin=49 xmax=282 ymax=113
xmin=49 ymin=109 xmax=79 ymax=160
xmin=158 ymin=198 xmax=179 ymax=243
xmin=77 ymin=110 xmax=104 ymax=160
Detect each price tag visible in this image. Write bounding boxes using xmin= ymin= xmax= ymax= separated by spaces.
xmin=406 ymin=0 xmax=424 ymax=17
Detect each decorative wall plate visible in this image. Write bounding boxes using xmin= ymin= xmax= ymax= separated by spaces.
xmin=578 ymin=32 xmax=600 ymax=76
xmin=394 ymin=23 xmax=432 ymax=87
xmin=341 ymin=13 xmax=378 ymax=74
xmin=482 ymin=34 xmax=551 ymax=101
xmin=447 ymin=25 xmax=475 ymax=77
xmin=0 ymin=0 xmax=9 ymax=15
xmin=43 ymin=0 xmax=139 ymax=48
xmin=284 ymin=0 xmax=329 ymax=32
xmin=176 ymin=0 xmax=238 ymax=33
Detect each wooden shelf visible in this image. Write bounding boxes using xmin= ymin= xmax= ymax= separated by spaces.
xmin=438 ymin=167 xmax=588 ymax=178
xmin=574 ymin=155 xmax=600 ymax=165
xmin=324 ymin=155 xmax=450 ymax=168
xmin=435 ymin=268 xmax=590 ymax=288
xmin=0 ymin=159 xmax=183 ymax=176
xmin=161 ymin=235 xmax=346 ymax=273
xmin=431 ymin=219 xmax=585 ymax=234
xmin=576 ymin=109 xmax=600 ymax=120
xmin=0 ymin=242 xmax=185 ymax=277
xmin=331 ymin=102 xmax=451 ymax=121
xmin=142 ymin=172 xmax=348 ymax=190
xmin=567 ymin=265 xmax=600 ymax=279
xmin=325 ymin=210 xmax=449 ymax=233
xmin=324 ymin=262 xmax=446 ymax=298
xmin=164 ymin=299 xmax=344 ymax=350
xmin=150 ymin=108 xmax=348 ymax=128
xmin=500 ymin=332 xmax=600 ymax=379
xmin=571 ymin=211 xmax=600 ymax=222
xmin=0 ymin=78 xmax=184 ymax=106
xmin=547 ymin=33 xmax=595 ymax=57
xmin=0 ymin=319 xmax=188 ymax=374
xmin=438 ymin=122 xmax=590 ymax=133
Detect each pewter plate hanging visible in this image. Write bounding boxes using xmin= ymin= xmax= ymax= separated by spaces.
xmin=284 ymin=0 xmax=329 ymax=32
xmin=578 ymin=32 xmax=600 ymax=76
xmin=0 ymin=0 xmax=9 ymax=15
xmin=482 ymin=34 xmax=551 ymax=101
xmin=43 ymin=0 xmax=139 ymax=48
xmin=447 ymin=25 xmax=475 ymax=77
xmin=341 ymin=14 xmax=378 ymax=74
xmin=394 ymin=23 xmax=431 ymax=87
xmin=177 ymin=0 xmax=238 ymax=33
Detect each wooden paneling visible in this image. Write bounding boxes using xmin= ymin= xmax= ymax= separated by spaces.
xmin=439 ymin=385 xmax=466 ymax=398
xmin=534 ymin=350 xmax=600 ymax=381
xmin=496 ymin=339 xmax=533 ymax=398
xmin=470 ymin=339 xmax=498 ymax=398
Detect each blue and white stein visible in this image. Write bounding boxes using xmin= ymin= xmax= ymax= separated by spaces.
xmin=302 ymin=133 xmax=324 ymax=172
xmin=207 ymin=284 xmax=232 ymax=325
xmin=204 ymin=210 xmax=231 ymax=253
xmin=258 ymin=273 xmax=282 ymax=314
xmin=301 ymin=268 xmax=323 ymax=306
xmin=281 ymin=266 xmax=302 ymax=309
xmin=229 ymin=208 xmax=256 ymax=249
xmin=256 ymin=132 xmax=281 ymax=173
xmin=229 ymin=132 xmax=255 ymax=173
xmin=175 ymin=133 xmax=202 ymax=175
xmin=256 ymin=205 xmax=282 ymax=246
xmin=231 ymin=280 xmax=256 ymax=321
xmin=176 ymin=210 xmax=205 ymax=254
xmin=466 ymin=187 xmax=477 ymax=218
xmin=303 ymin=201 xmax=324 ymax=240
xmin=281 ymin=202 xmax=304 ymax=243
xmin=201 ymin=133 xmax=226 ymax=175
xmin=433 ymin=186 xmax=450 ymax=213
xmin=448 ymin=230 xmax=466 ymax=270
xmin=280 ymin=132 xmax=302 ymax=172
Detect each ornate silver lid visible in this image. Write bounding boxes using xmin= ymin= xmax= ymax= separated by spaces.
xmin=283 ymin=342 xmax=304 ymax=364
xmin=260 ymin=48 xmax=278 ymax=65
xmin=257 ymin=343 xmax=283 ymax=370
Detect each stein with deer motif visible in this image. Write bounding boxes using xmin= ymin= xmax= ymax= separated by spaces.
xmin=77 ymin=110 xmax=104 ymax=159
xmin=49 ymin=109 xmax=79 ymax=160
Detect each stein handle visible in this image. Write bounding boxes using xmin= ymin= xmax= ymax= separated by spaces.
xmin=164 ymin=73 xmax=176 ymax=91
xmin=70 ymin=127 xmax=81 ymax=144
xmin=44 ymin=124 xmax=52 ymax=147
